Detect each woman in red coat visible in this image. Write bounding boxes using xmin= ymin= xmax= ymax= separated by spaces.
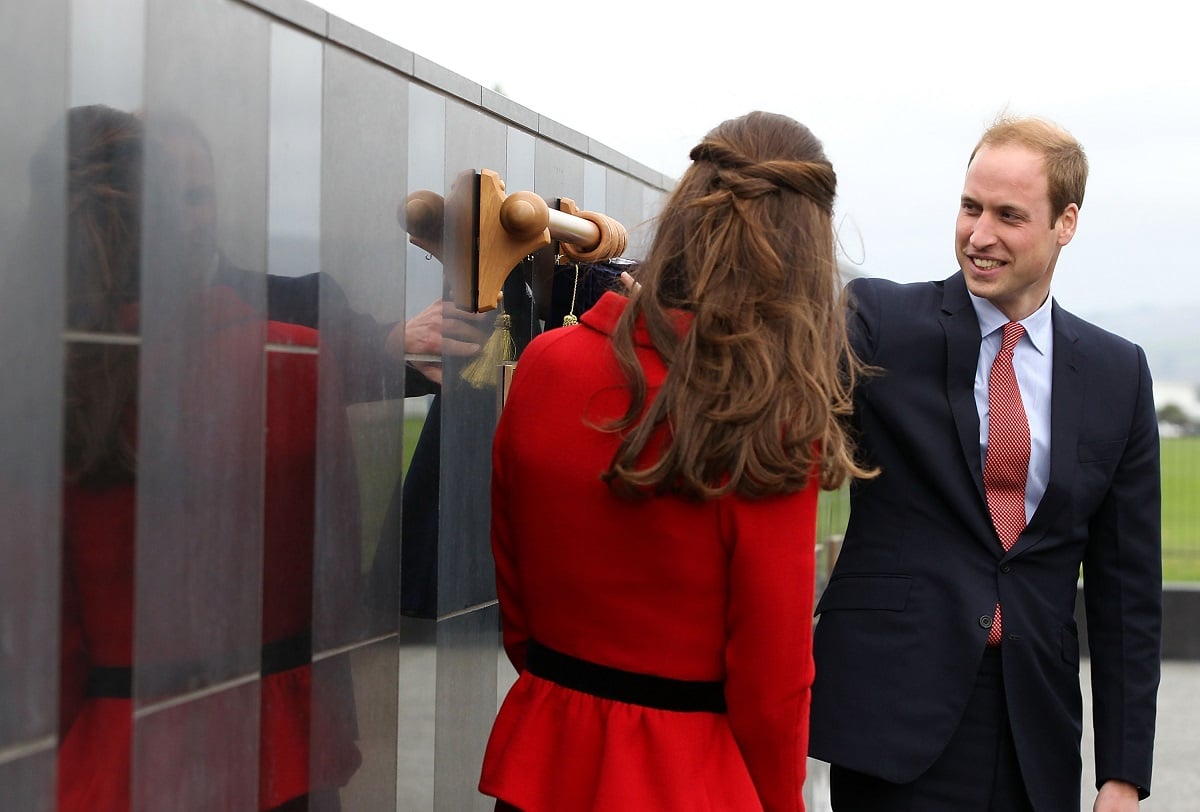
xmin=479 ymin=111 xmax=875 ymax=811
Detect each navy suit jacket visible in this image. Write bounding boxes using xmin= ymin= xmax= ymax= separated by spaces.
xmin=809 ymin=272 xmax=1162 ymax=810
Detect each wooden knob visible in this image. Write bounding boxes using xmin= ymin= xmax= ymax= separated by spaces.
xmin=400 ymin=189 xmax=444 ymax=238
xmin=499 ymin=191 xmax=549 ymax=240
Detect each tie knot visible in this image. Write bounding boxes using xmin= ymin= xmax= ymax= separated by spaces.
xmin=1000 ymin=321 xmax=1025 ymax=352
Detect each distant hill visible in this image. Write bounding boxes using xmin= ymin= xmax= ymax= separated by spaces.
xmin=1082 ymin=305 xmax=1200 ymax=383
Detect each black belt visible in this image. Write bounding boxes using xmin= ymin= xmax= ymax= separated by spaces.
xmin=85 ymin=631 xmax=312 ymax=699
xmin=525 ymin=639 xmax=726 ymax=713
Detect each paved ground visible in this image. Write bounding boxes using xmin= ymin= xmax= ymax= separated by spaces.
xmin=1083 ymin=659 xmax=1200 ymax=811
xmin=805 ymin=658 xmax=1200 ymax=811
xmin=370 ymin=641 xmax=1199 ymax=810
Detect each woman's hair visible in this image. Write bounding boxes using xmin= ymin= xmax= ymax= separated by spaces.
xmin=602 ymin=110 xmax=873 ymax=500
xmin=61 ymin=105 xmax=144 ymax=484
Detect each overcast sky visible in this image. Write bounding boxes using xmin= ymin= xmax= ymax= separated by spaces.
xmin=313 ymin=0 xmax=1199 ymax=323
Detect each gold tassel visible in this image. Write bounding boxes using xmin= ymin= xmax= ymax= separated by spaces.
xmin=461 ymin=310 xmax=515 ymax=389
xmin=562 ymin=262 xmax=581 ymax=326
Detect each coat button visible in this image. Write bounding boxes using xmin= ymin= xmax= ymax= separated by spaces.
xmin=1001 ymin=565 xmax=1012 ymax=574
xmin=979 ymin=615 xmax=993 ymax=629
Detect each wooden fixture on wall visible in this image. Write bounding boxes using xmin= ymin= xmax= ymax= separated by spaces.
xmin=399 ymin=169 xmax=627 ymax=313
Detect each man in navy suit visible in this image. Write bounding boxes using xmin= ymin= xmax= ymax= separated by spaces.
xmin=809 ymin=116 xmax=1161 ymax=811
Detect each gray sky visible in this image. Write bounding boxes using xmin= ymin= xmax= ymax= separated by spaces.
xmin=314 ymin=0 xmax=1200 ymax=321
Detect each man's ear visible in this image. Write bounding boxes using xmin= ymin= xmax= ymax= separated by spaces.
xmin=1056 ymin=203 xmax=1079 ymax=246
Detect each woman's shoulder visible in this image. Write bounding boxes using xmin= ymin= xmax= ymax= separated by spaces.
xmin=521 ymin=292 xmax=626 ymax=365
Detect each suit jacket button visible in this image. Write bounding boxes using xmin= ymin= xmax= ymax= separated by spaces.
xmin=979 ymin=615 xmax=993 ymax=629
xmin=1001 ymin=565 xmax=1012 ymax=574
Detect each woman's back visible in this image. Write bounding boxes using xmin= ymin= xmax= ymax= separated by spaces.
xmin=481 ymin=292 xmax=819 ymax=811
xmin=480 ymin=110 xmax=870 ymax=812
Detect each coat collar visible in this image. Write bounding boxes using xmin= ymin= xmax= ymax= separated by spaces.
xmin=578 ymin=290 xmax=627 ymax=337
xmin=1017 ymin=301 xmax=1082 ymax=554
xmin=939 ymin=273 xmax=988 ymax=510
xmin=579 ymin=290 xmax=693 ymax=346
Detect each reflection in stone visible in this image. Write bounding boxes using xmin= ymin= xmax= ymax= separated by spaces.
xmin=54 ymin=105 xmax=363 ymax=809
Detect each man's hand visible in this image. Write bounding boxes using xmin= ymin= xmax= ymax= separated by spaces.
xmin=619 ymin=270 xmax=640 ymax=293
xmin=1094 ymin=779 xmax=1140 ymax=812
xmin=386 ymin=299 xmax=490 ymax=385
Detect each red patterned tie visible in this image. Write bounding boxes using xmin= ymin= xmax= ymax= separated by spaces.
xmin=984 ymin=322 xmax=1029 ymax=647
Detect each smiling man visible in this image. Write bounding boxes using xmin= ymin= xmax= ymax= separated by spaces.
xmin=809 ymin=115 xmax=1162 ymax=812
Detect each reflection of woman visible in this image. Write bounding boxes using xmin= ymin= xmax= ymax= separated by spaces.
xmin=56 ymin=105 xmax=360 ymax=810
xmin=479 ymin=111 xmax=873 ymax=811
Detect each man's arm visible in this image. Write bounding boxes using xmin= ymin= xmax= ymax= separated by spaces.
xmin=385 ymin=298 xmax=488 ymax=387
xmin=257 ymin=271 xmax=484 ymax=399
xmin=1083 ymin=344 xmax=1162 ymax=801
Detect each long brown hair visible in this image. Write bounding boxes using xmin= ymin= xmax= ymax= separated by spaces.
xmin=602 ymin=111 xmax=872 ymax=500
xmin=61 ymin=105 xmax=144 ymax=484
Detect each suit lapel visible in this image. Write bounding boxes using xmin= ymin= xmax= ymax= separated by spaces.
xmin=1012 ymin=303 xmax=1081 ymax=554
xmin=940 ymin=274 xmax=987 ymax=508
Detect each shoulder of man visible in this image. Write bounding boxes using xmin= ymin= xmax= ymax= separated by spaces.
xmin=1050 ymin=299 xmax=1144 ymax=356
xmin=846 ymin=272 xmax=959 ymax=310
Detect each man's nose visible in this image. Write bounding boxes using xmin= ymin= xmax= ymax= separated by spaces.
xmin=970 ymin=213 xmax=997 ymax=249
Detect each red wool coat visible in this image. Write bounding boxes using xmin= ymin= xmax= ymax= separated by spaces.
xmin=480 ymin=292 xmax=818 ymax=812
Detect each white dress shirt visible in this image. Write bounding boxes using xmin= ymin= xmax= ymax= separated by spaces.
xmin=969 ymin=292 xmax=1054 ymax=524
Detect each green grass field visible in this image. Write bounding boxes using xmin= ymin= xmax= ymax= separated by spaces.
xmin=403 ymin=415 xmax=426 ymax=472
xmin=817 ymin=436 xmax=1200 ymax=582
xmin=1161 ymin=436 xmax=1200 ymax=581
xmin=388 ymin=415 xmax=1200 ymax=582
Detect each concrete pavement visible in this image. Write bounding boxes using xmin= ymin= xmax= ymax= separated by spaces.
xmin=805 ymin=657 xmax=1200 ymax=811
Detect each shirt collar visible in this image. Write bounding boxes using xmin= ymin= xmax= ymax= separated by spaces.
xmin=967 ymin=291 xmax=1053 ymax=357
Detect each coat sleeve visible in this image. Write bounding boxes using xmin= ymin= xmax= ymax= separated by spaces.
xmin=845 ymin=276 xmax=881 ymax=364
xmin=722 ymin=484 xmax=819 ymax=812
xmin=490 ymin=379 xmax=529 ymax=674
xmin=1082 ymin=344 xmax=1162 ymax=798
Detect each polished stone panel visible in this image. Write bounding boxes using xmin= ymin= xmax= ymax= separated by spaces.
xmin=0 ymin=0 xmax=66 ymax=779
xmin=314 ymin=648 xmax=388 ymax=808
xmin=583 ymin=159 xmax=607 ymax=213
xmin=437 ymin=101 xmax=507 ymax=617
xmin=405 ymin=84 xmax=447 ymax=322
xmin=314 ymin=35 xmax=410 ymax=655
xmin=535 ymin=138 xmax=585 ymax=209
xmin=435 ymin=605 xmax=500 ymax=812
xmin=0 ymin=2 xmax=675 ymax=809
xmin=69 ymin=0 xmax=145 ymax=109
xmin=268 ymin=23 xmax=322 ymax=281
xmin=397 ymin=618 xmax=437 ymax=809
xmin=0 ymin=749 xmax=56 ymax=812
xmin=133 ymin=681 xmax=260 ymax=808
xmin=607 ymin=169 xmax=653 ymax=260
xmin=135 ymin=0 xmax=270 ymax=702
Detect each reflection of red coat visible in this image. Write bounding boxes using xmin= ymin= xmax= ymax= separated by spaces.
xmin=480 ymin=292 xmax=818 ymax=812
xmin=58 ymin=287 xmax=360 ymax=810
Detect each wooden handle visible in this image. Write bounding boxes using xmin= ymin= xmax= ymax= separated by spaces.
xmin=499 ymin=191 xmax=550 ymax=240
xmin=466 ymin=170 xmax=630 ymax=312
xmin=398 ymin=189 xmax=445 ymax=259
xmin=474 ymin=170 xmax=551 ymax=312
